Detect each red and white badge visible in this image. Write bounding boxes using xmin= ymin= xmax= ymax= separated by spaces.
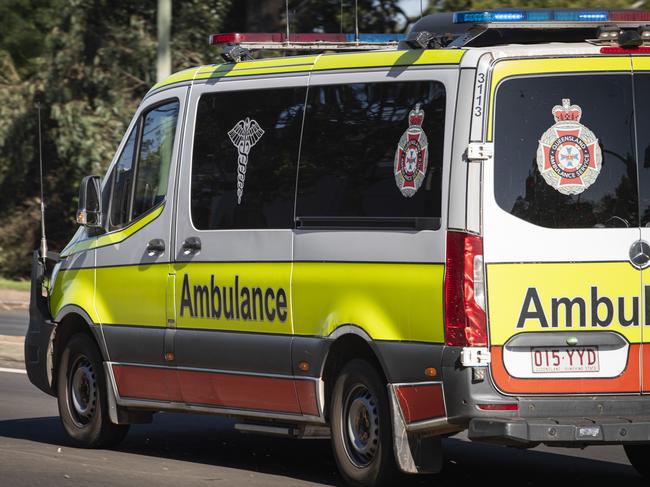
xmin=394 ymin=103 xmax=428 ymax=198
xmin=536 ymin=99 xmax=602 ymax=195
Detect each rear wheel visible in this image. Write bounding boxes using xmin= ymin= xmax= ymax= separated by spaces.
xmin=625 ymin=445 xmax=650 ymax=478
xmin=330 ymin=359 xmax=398 ymax=487
xmin=57 ymin=333 xmax=129 ymax=447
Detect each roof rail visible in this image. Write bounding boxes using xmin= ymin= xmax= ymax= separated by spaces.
xmin=210 ymin=33 xmax=405 ymax=62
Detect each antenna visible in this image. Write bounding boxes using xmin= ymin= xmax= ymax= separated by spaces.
xmin=354 ymin=0 xmax=359 ymax=43
xmin=35 ymin=91 xmax=48 ymax=263
xmin=286 ymin=0 xmax=290 ymax=41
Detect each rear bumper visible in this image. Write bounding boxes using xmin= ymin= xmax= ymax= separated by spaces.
xmin=439 ymin=346 xmax=650 ymax=446
xmin=469 ymin=416 xmax=650 ymax=446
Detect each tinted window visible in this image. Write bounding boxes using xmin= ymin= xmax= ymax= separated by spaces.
xmin=132 ymin=101 xmax=179 ymax=218
xmin=494 ymin=74 xmax=638 ymax=229
xmin=191 ymin=87 xmax=305 ymax=230
xmin=109 ymin=125 xmax=138 ymax=229
xmin=634 ymin=73 xmax=650 ymax=227
xmin=296 ymin=81 xmax=445 ymax=229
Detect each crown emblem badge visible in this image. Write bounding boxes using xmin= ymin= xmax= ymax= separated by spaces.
xmin=394 ymin=103 xmax=428 ymax=198
xmin=536 ymin=98 xmax=602 ymax=195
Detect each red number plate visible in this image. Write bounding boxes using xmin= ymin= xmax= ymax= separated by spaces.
xmin=531 ymin=347 xmax=600 ymax=373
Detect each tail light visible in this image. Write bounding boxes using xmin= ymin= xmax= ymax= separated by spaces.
xmin=444 ymin=231 xmax=487 ymax=347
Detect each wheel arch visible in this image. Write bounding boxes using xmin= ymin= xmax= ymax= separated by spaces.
xmin=52 ymin=305 xmax=107 ymax=394
xmin=320 ymin=325 xmax=391 ymax=421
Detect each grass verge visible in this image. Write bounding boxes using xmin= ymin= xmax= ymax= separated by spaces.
xmin=0 ymin=278 xmax=30 ymax=292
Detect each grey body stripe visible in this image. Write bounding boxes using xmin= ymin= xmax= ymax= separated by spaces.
xmin=101 ymin=322 xmax=445 ymax=384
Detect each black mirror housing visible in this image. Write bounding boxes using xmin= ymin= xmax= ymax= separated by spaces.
xmin=77 ymin=175 xmax=103 ymax=228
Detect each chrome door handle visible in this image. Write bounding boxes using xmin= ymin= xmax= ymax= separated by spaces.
xmin=182 ymin=236 xmax=201 ymax=254
xmin=629 ymin=240 xmax=650 ymax=269
xmin=146 ymin=238 xmax=165 ymax=255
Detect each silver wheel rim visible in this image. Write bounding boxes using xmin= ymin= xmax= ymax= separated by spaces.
xmin=68 ymin=355 xmax=97 ymax=427
xmin=342 ymin=384 xmax=379 ymax=468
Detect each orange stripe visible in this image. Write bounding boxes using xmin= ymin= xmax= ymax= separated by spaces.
xmin=113 ymin=365 xmax=319 ymax=415
xmin=395 ymin=383 xmax=445 ymax=424
xmin=642 ymin=345 xmax=650 ymax=392
xmin=491 ymin=345 xmax=641 ymax=394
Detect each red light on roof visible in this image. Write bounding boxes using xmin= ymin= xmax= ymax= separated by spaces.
xmin=610 ymin=11 xmax=650 ymax=22
xmin=209 ymin=33 xmax=284 ymax=45
xmin=210 ymin=32 xmax=351 ymax=45
xmin=600 ymin=46 xmax=650 ymax=54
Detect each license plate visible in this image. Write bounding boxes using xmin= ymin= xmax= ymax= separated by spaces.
xmin=531 ymin=346 xmax=600 ymax=373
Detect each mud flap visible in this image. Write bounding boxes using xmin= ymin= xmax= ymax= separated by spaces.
xmin=389 ymin=385 xmax=443 ymax=474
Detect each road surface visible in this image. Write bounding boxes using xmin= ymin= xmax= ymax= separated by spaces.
xmin=0 ymin=310 xmax=644 ymax=485
xmin=0 ymin=309 xmax=28 ymax=337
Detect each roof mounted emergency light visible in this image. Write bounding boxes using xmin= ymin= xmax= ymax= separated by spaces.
xmin=452 ymin=9 xmax=650 ymax=25
xmin=209 ymin=32 xmax=406 ymax=55
xmin=404 ymin=10 xmax=650 ymax=50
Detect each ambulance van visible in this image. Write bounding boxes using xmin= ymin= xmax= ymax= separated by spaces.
xmin=24 ymin=9 xmax=650 ymax=486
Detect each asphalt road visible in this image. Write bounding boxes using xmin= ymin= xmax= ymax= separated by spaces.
xmin=0 ymin=369 xmax=643 ymax=487
xmin=0 ymin=310 xmax=645 ymax=485
xmin=0 ymin=309 xmax=28 ymax=337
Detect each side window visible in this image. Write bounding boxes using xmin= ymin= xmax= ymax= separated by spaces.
xmin=296 ymin=81 xmax=446 ymax=229
xmin=191 ymin=87 xmax=305 ymax=230
xmin=132 ymin=102 xmax=179 ymax=218
xmin=493 ymin=74 xmax=638 ymax=229
xmin=109 ymin=125 xmax=138 ymax=229
xmin=108 ymin=100 xmax=179 ymax=231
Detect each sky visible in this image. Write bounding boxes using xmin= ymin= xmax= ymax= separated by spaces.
xmin=399 ymin=0 xmax=430 ymax=17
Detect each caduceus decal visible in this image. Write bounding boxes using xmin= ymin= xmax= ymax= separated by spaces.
xmin=228 ymin=117 xmax=265 ymax=204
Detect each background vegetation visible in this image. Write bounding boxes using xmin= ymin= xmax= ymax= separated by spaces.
xmin=0 ymin=0 xmax=632 ymax=277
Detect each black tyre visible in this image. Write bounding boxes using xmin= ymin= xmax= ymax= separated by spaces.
xmin=56 ymin=333 xmax=129 ymax=447
xmin=625 ymin=445 xmax=650 ymax=478
xmin=330 ymin=359 xmax=398 ymax=487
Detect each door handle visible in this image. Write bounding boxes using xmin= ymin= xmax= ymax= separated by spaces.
xmin=146 ymin=238 xmax=165 ymax=255
xmin=629 ymin=240 xmax=650 ymax=269
xmin=182 ymin=236 xmax=202 ymax=254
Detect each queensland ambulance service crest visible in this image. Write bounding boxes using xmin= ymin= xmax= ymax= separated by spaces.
xmin=536 ymin=99 xmax=602 ymax=195
xmin=394 ymin=103 xmax=428 ymax=198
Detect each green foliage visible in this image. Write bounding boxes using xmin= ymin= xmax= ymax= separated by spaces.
xmin=288 ymin=0 xmax=408 ymax=33
xmin=0 ymin=0 xmax=230 ymax=278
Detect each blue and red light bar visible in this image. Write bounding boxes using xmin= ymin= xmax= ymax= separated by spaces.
xmin=453 ymin=9 xmax=650 ymax=24
xmin=209 ymin=32 xmax=405 ymax=46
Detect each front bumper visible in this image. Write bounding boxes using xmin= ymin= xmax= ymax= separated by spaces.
xmin=24 ymin=251 xmax=56 ymax=396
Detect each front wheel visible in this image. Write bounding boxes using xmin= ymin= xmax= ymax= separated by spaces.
xmin=625 ymin=445 xmax=650 ymax=478
xmin=330 ymin=359 xmax=398 ymax=487
xmin=56 ymin=333 xmax=129 ymax=447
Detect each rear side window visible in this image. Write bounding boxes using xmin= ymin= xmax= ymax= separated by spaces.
xmin=296 ymin=81 xmax=446 ymax=230
xmin=191 ymin=87 xmax=306 ymax=230
xmin=493 ymin=74 xmax=638 ymax=229
xmin=633 ymin=73 xmax=650 ymax=228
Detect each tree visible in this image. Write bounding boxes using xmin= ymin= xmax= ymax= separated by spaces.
xmin=222 ymin=0 xmax=409 ymax=34
xmin=0 ymin=0 xmax=231 ymax=277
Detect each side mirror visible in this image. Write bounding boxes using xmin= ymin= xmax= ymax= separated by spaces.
xmin=77 ymin=175 xmax=103 ymax=228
